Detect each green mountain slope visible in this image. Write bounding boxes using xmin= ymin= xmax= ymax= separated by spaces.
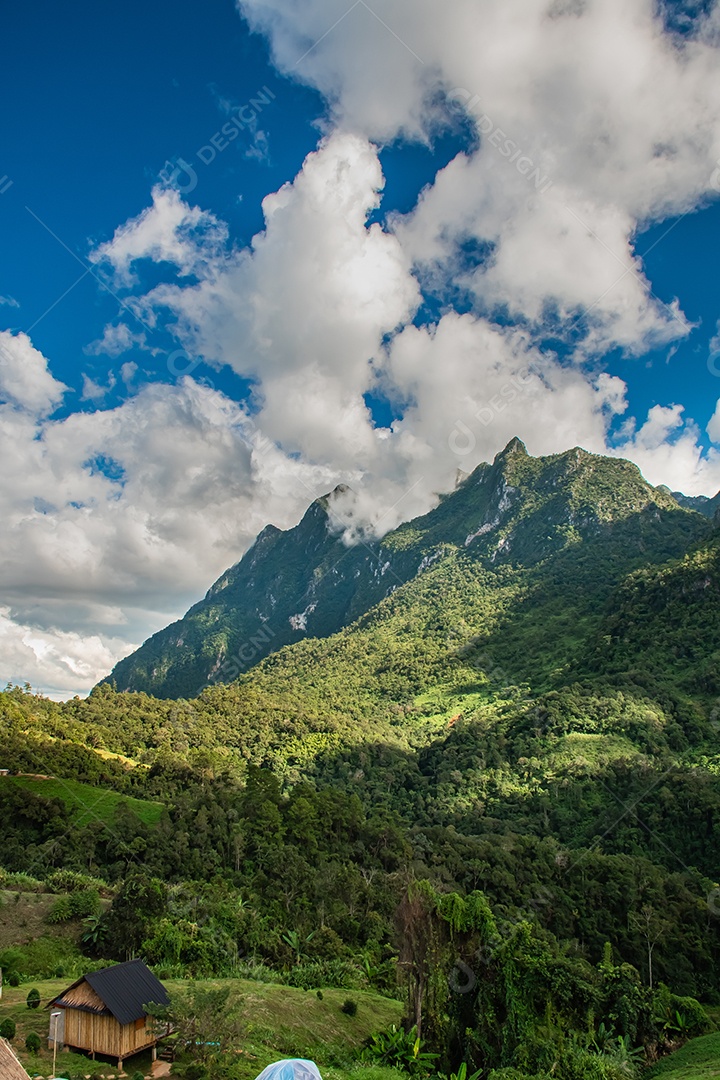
xmin=104 ymin=439 xmax=709 ymax=700
xmin=670 ymin=489 xmax=720 ymax=519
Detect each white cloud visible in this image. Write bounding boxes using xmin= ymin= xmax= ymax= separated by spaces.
xmin=81 ymin=372 xmax=117 ymax=402
xmin=120 ymin=360 xmax=138 ymax=386
xmin=0 ymin=608 xmax=135 ymax=700
xmin=615 ymin=403 xmax=720 ymax=494
xmin=85 ymin=322 xmax=148 ymax=357
xmin=90 ymin=185 xmax=228 ymax=286
xmin=240 ymin=0 xmax=720 ymax=352
xmin=0 ymin=295 xmax=19 ymax=308
xmin=0 ymin=330 xmax=67 ymax=415
xmin=707 ymin=399 xmax=720 ymax=443
xmin=124 ymin=133 xmax=421 ymax=470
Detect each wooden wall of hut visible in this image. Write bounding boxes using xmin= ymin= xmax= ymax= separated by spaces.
xmin=62 ymin=1010 xmax=154 ymax=1061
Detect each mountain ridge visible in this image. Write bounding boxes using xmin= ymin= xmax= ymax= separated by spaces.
xmin=102 ymin=439 xmax=714 ymax=699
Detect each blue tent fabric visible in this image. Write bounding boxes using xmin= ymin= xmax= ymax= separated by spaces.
xmin=254 ymin=1060 xmax=323 ymax=1080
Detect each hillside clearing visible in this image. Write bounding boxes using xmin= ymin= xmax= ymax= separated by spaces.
xmin=0 ymin=975 xmax=404 ymax=1080
xmin=647 ymin=1033 xmax=720 ymax=1080
xmin=0 ymin=775 xmax=164 ymax=828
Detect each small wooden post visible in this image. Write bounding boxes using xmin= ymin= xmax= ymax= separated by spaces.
xmin=50 ymin=1010 xmax=62 ymax=1078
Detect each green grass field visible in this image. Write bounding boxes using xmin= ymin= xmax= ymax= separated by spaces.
xmin=0 ymin=975 xmax=404 ymax=1080
xmin=0 ymin=775 xmax=164 ymax=828
xmin=647 ymin=1032 xmax=720 ymax=1080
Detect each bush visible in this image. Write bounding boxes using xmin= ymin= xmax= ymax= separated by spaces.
xmin=68 ymin=888 xmax=101 ymax=918
xmin=0 ymin=1018 xmax=16 ymax=1040
xmin=184 ymin=1066 xmax=209 ymax=1080
xmin=46 ymin=895 xmax=74 ymax=924
xmin=45 ymin=869 xmax=107 ymax=894
xmin=362 ymin=1025 xmax=439 ymax=1074
xmin=317 ymin=990 xmax=324 ymax=1000
xmin=2 ymin=936 xmax=86 ymax=980
xmin=7 ymin=972 xmax=20 ymax=986
xmin=231 ymin=959 xmax=284 ymax=984
xmin=285 ymin=959 xmax=362 ymax=990
xmin=131 ymin=1072 xmax=146 ymax=1080
xmin=0 ymin=871 xmax=44 ymax=892
xmin=26 ymin=987 xmax=41 ymax=1009
xmin=341 ymin=998 xmax=358 ymax=1016
xmin=25 ymin=1031 xmax=41 ymax=1054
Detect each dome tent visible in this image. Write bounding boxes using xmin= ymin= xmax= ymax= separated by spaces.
xmin=254 ymin=1060 xmax=323 ymax=1080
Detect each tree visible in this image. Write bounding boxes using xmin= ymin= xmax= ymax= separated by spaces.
xmin=629 ymin=905 xmax=670 ymax=989
xmin=147 ymin=984 xmax=244 ymax=1070
xmin=26 ymin=987 xmax=40 ymax=1009
xmin=396 ymin=881 xmax=442 ymax=1038
xmin=100 ymin=873 xmax=167 ymax=960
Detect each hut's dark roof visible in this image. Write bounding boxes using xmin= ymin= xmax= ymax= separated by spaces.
xmin=50 ymin=960 xmax=170 ymax=1026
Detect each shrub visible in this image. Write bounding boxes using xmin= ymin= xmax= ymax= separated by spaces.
xmin=26 ymin=987 xmax=41 ymax=1009
xmin=184 ymin=1066 xmax=209 ymax=1080
xmin=2 ymin=937 xmax=85 ymax=980
xmin=68 ymin=888 xmax=101 ymax=918
xmin=25 ymin=1031 xmax=41 ymax=1054
xmin=131 ymin=1072 xmax=146 ymax=1080
xmin=362 ymin=1025 xmax=439 ymax=1074
xmin=7 ymin=972 xmax=20 ymax=986
xmin=285 ymin=958 xmax=362 ymax=990
xmin=0 ymin=1018 xmax=16 ymax=1040
xmin=317 ymin=990 xmax=324 ymax=1000
xmin=340 ymin=998 xmax=358 ymax=1016
xmin=46 ymin=895 xmax=73 ymax=924
xmin=45 ymin=869 xmax=107 ymax=894
xmin=0 ymin=871 xmax=44 ymax=892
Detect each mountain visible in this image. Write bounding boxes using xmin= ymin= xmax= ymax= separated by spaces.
xmin=104 ymin=439 xmax=711 ymax=699
xmin=668 ymin=488 xmax=720 ymax=518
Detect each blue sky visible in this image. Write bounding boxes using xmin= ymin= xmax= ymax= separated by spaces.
xmin=0 ymin=0 xmax=322 ymax=412
xmin=2 ymin=0 xmax=720 ymax=696
xmin=7 ymin=0 xmax=717 ymax=436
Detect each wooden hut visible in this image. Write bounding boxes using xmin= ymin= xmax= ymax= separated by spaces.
xmin=0 ymin=1038 xmax=32 ymax=1080
xmin=47 ymin=959 xmax=170 ymax=1067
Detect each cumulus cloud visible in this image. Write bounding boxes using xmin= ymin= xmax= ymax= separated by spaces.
xmin=615 ymin=403 xmax=720 ymax=493
xmin=85 ymin=322 xmax=148 ymax=357
xmin=90 ymin=185 xmax=228 ymax=286
xmin=240 ymin=0 xmax=720 ymax=352
xmin=0 ymin=609 xmax=135 ymax=700
xmin=0 ymin=339 xmax=345 ymax=696
xmin=81 ymin=372 xmax=117 ymax=402
xmin=109 ymin=133 xmax=420 ymax=472
xmin=707 ymin=399 xmax=720 ymax=443
xmin=0 ymin=331 xmax=67 ymax=415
